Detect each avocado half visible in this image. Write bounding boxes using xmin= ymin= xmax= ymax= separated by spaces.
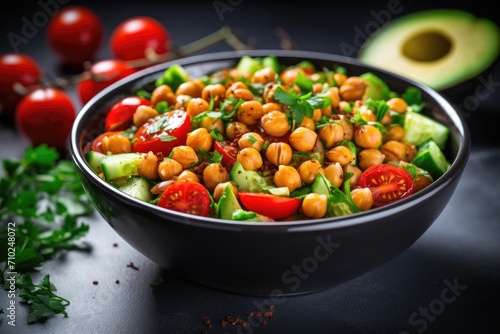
xmin=357 ymin=9 xmax=500 ymax=92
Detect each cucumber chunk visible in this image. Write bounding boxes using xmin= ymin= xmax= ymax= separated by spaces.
xmin=404 ymin=110 xmax=450 ymax=150
xmin=119 ymin=176 xmax=153 ymax=202
xmin=360 ymin=72 xmax=391 ymax=100
xmin=217 ymin=184 xmax=242 ymax=220
xmin=235 ymin=55 xmax=263 ymax=76
xmin=229 ymin=161 xmax=273 ymax=193
xmin=101 ymin=153 xmax=142 ymax=180
xmin=86 ymin=151 xmax=106 ymax=174
xmin=155 ymin=64 xmax=191 ymax=91
xmin=412 ymin=139 xmax=451 ymax=180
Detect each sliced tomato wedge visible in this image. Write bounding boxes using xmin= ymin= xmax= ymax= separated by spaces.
xmin=132 ymin=109 xmax=191 ymax=157
xmin=105 ymin=96 xmax=151 ymax=131
xmin=158 ymin=181 xmax=211 ymax=216
xmin=238 ymin=192 xmax=301 ymax=220
xmin=358 ymin=164 xmax=414 ymax=207
xmin=214 ymin=140 xmax=238 ymax=170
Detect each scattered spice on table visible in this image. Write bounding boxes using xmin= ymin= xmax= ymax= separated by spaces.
xmin=200 ymin=303 xmax=275 ymax=330
xmin=200 ymin=316 xmax=212 ymax=329
xmin=92 ymin=281 xmax=98 ymax=285
xmin=115 ymin=280 xmax=120 ymax=284
xmin=127 ymin=261 xmax=139 ymax=270
xmin=113 ymin=243 xmax=119 ymax=247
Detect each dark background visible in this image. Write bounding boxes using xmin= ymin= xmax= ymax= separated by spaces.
xmin=1 ymin=1 xmax=500 ymax=334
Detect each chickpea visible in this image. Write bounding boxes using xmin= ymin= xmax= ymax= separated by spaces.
xmin=186 ymin=97 xmax=210 ymax=117
xmin=200 ymin=116 xmax=225 ymax=134
xmin=225 ymin=121 xmax=248 ymax=140
xmin=151 ymin=84 xmax=176 ymax=107
xmin=252 ymin=67 xmax=276 ymax=84
xmin=312 ymin=82 xmax=324 ymax=94
xmin=175 ymin=81 xmax=203 ymax=98
xmin=237 ymin=148 xmax=263 ymax=171
xmin=263 ymin=83 xmax=285 ymax=104
xmin=338 ymin=101 xmax=352 ymax=113
xmin=261 ymin=110 xmax=291 ymax=137
xmin=357 ymin=148 xmax=385 ymax=170
xmin=289 ymin=127 xmax=317 ymax=152
xmin=203 ymin=162 xmax=229 ymax=192
xmin=324 ymin=162 xmax=344 ymax=188
xmin=138 ymin=151 xmax=159 ymax=180
xmin=300 ymin=117 xmax=316 ymax=131
xmin=213 ymin=181 xmax=238 ymax=202
xmin=232 ymin=88 xmax=254 ymax=101
xmin=339 ymin=76 xmax=367 ymax=101
xmin=280 ymin=67 xmax=305 ymax=86
xmin=225 ymin=81 xmax=247 ymax=97
xmin=238 ymin=132 xmax=264 ymax=151
xmin=298 ymin=159 xmax=325 ymax=184
xmin=262 ymin=102 xmax=283 ymax=114
xmin=354 ymin=124 xmax=382 ymax=149
xmin=186 ymin=128 xmax=213 ymax=152
xmin=324 ymin=87 xmax=341 ymax=109
xmin=201 ymin=83 xmax=226 ymax=107
xmin=357 ymin=105 xmax=377 ymax=122
xmin=171 ymin=145 xmax=199 ymax=168
xmin=274 ymin=165 xmax=302 ymax=193
xmin=386 ymin=97 xmax=408 ymax=113
xmin=174 ymin=94 xmax=192 ymax=109
xmin=343 ymin=164 xmax=363 ymax=186
xmin=380 ymin=140 xmax=408 ymax=163
xmin=133 ymin=105 xmax=159 ymax=128
xmin=312 ymin=108 xmax=322 ymax=121
xmin=301 ymin=193 xmax=328 ymax=219
xmin=100 ymin=133 xmax=131 ymax=154
xmin=266 ymin=142 xmax=293 ymax=167
xmin=402 ymin=141 xmax=417 ymax=161
xmin=158 ymin=158 xmax=183 ymax=181
xmin=177 ymin=170 xmax=200 ymax=183
xmin=236 ymin=100 xmax=264 ymax=125
xmin=338 ymin=115 xmax=354 ymax=140
xmin=383 ymin=125 xmax=405 ymax=142
xmin=380 ymin=109 xmax=393 ymax=125
xmin=350 ymin=188 xmax=373 ymax=211
xmin=325 ymin=145 xmax=355 ymax=166
xmin=318 ymin=122 xmax=344 ymax=148
xmin=334 ymin=73 xmax=347 ymax=86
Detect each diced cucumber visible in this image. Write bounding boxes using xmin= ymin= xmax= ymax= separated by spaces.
xmin=360 ymin=72 xmax=391 ymax=101
xmin=268 ymin=187 xmax=290 ymax=197
xmin=229 ymin=161 xmax=272 ymax=193
xmin=262 ymin=55 xmax=281 ymax=74
xmin=404 ymin=110 xmax=450 ymax=150
xmin=217 ymin=184 xmax=242 ymax=220
xmin=86 ymin=151 xmax=106 ymax=174
xmin=101 ymin=153 xmax=143 ymax=180
xmin=412 ymin=139 xmax=451 ymax=180
xmin=119 ymin=176 xmax=153 ymax=202
xmin=155 ymin=64 xmax=191 ymax=91
xmin=311 ymin=172 xmax=332 ymax=196
xmin=235 ymin=55 xmax=263 ymax=76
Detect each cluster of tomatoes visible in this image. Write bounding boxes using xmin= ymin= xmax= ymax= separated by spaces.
xmin=0 ymin=5 xmax=173 ymax=148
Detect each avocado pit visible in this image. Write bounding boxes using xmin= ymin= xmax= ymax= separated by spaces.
xmin=402 ymin=30 xmax=452 ymax=62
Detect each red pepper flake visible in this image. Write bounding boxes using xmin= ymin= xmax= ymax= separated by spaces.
xmin=201 ymin=316 xmax=212 ymax=329
xmin=92 ymin=280 xmax=98 ymax=285
xmin=261 ymin=320 xmax=267 ymax=326
xmin=115 ymin=280 xmax=120 ymax=284
xmin=127 ymin=262 xmax=139 ymax=270
xmin=113 ymin=243 xmax=118 ymax=247
xmin=245 ymin=311 xmax=254 ymax=317
xmin=242 ymin=322 xmax=250 ymax=328
xmin=256 ymin=311 xmax=263 ymax=318
xmin=220 ymin=320 xmax=228 ymax=327
xmin=264 ymin=311 xmax=273 ymax=318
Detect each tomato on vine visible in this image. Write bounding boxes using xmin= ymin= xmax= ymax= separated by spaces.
xmin=110 ymin=16 xmax=172 ymax=62
xmin=47 ymin=5 xmax=104 ymax=66
xmin=0 ymin=53 xmax=41 ymax=116
xmin=15 ymin=88 xmax=76 ymax=148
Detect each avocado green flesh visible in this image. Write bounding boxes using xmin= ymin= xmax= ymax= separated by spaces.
xmin=358 ymin=9 xmax=500 ymax=91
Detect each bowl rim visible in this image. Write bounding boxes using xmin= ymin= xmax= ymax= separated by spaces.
xmin=70 ymin=49 xmax=471 ymax=233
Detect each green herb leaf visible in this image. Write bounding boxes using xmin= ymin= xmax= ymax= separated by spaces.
xmin=159 ymin=135 xmax=177 ymax=142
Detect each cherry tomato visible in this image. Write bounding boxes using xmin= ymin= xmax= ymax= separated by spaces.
xmin=110 ymin=16 xmax=171 ymax=62
xmin=0 ymin=53 xmax=41 ymax=116
xmin=214 ymin=140 xmax=238 ymax=170
xmin=91 ymin=131 xmax=124 ymax=154
xmin=133 ymin=110 xmax=191 ymax=157
xmin=238 ymin=192 xmax=302 ymax=220
xmin=358 ymin=164 xmax=414 ymax=207
xmin=15 ymin=88 xmax=76 ymax=148
xmin=47 ymin=5 xmax=104 ymax=66
xmin=158 ymin=181 xmax=211 ymax=216
xmin=77 ymin=59 xmax=137 ymax=106
xmin=105 ymin=96 xmax=151 ymax=131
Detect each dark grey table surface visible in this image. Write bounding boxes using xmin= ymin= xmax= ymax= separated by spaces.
xmin=1 ymin=1 xmax=500 ymax=333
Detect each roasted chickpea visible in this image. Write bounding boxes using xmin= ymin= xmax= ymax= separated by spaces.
xmin=171 ymin=145 xmax=199 ymax=168
xmin=300 ymin=117 xmax=316 ymax=131
xmin=312 ymin=108 xmax=322 ymax=121
xmin=236 ymin=100 xmax=264 ymax=125
xmin=334 ymin=73 xmax=347 ymax=86
xmin=324 ymin=162 xmax=344 ymax=188
xmin=237 ymin=148 xmax=263 ymax=171
xmin=274 ymin=165 xmax=302 ymax=193
xmin=174 ymin=94 xmax=191 ymax=109
xmin=383 ymin=125 xmax=405 ymax=142
xmin=100 ymin=133 xmax=131 ymax=154
xmin=151 ymin=84 xmax=176 ymax=107
xmin=177 ymin=170 xmax=200 ymax=183
xmin=225 ymin=81 xmax=247 ymax=97
xmin=357 ymin=105 xmax=377 ymax=122
xmin=175 ymin=81 xmax=203 ymax=98
xmin=338 ymin=115 xmax=354 ymax=140
xmin=203 ymin=162 xmax=229 ymax=192
xmin=301 ymin=193 xmax=328 ymax=219
xmin=325 ymin=145 xmax=355 ymax=166
xmin=350 ymin=188 xmax=373 ymax=211
xmin=386 ymin=97 xmax=408 ymax=113
xmin=158 ymin=158 xmax=183 ymax=181
xmin=318 ymin=122 xmax=344 ymax=148
xmin=280 ymin=67 xmax=305 ymax=86
xmin=238 ymin=132 xmax=264 ymax=151
xmin=266 ymin=142 xmax=293 ymax=167
xmin=261 ymin=110 xmax=291 ymax=137
xmin=213 ymin=181 xmax=238 ymax=202
xmin=357 ymin=148 xmax=385 ymax=170
xmin=262 ymin=102 xmax=283 ymax=114
xmin=324 ymin=87 xmax=341 ymax=109
xmin=343 ymin=164 xmax=362 ymax=186
xmin=289 ymin=127 xmax=317 ymax=152
xmin=186 ymin=128 xmax=213 ymax=152
xmin=298 ymin=159 xmax=325 ymax=184
xmin=380 ymin=140 xmax=408 ymax=163
xmin=225 ymin=121 xmax=248 ymax=140
xmin=133 ymin=105 xmax=159 ymax=128
xmin=201 ymin=83 xmax=226 ymax=107
xmin=354 ymin=124 xmax=382 ymax=149
xmin=339 ymin=76 xmax=367 ymax=101
xmin=186 ymin=97 xmax=210 ymax=117
xmin=232 ymin=88 xmax=254 ymax=101
xmin=200 ymin=116 xmax=225 ymax=134
xmin=312 ymin=82 xmax=324 ymax=94
xmin=138 ymin=151 xmax=159 ymax=180
xmin=380 ymin=109 xmax=393 ymax=125
xmin=252 ymin=67 xmax=276 ymax=84
xmin=263 ymin=83 xmax=286 ymax=104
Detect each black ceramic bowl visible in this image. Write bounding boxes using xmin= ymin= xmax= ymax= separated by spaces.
xmin=70 ymin=50 xmax=470 ymax=297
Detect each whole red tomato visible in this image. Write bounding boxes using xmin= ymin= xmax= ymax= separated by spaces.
xmin=110 ymin=16 xmax=171 ymax=62
xmin=105 ymin=96 xmax=151 ymax=131
xmin=77 ymin=59 xmax=137 ymax=106
xmin=0 ymin=53 xmax=41 ymax=116
xmin=15 ymin=88 xmax=76 ymax=148
xmin=47 ymin=5 xmax=104 ymax=66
